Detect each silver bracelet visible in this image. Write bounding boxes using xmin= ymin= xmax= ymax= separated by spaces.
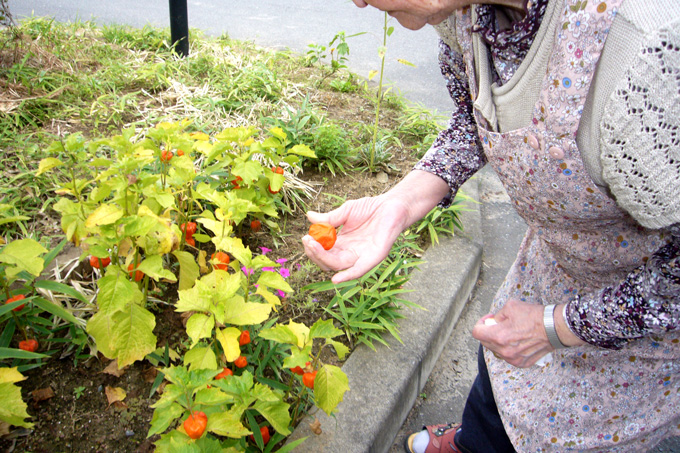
xmin=544 ymin=304 xmax=567 ymax=349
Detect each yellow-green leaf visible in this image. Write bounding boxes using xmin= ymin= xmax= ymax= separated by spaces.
xmin=207 ymin=409 xmax=251 ymax=438
xmin=184 ymin=346 xmax=217 ymax=371
xmin=258 ymin=320 xmax=310 ymax=348
xmin=186 ymin=313 xmax=215 ymax=348
xmin=0 ymin=238 xmax=47 ymax=278
xmin=397 ymin=58 xmax=416 ymax=67
xmin=368 ymin=69 xmax=378 ymax=80
xmin=112 ymin=303 xmax=157 ymax=368
xmin=215 ymin=327 xmax=241 ymax=362
xmin=314 ymin=365 xmax=349 ymax=415
xmin=173 ymin=250 xmax=200 ymax=290
xmin=85 ymin=203 xmax=124 ymax=228
xmin=36 ymin=157 xmax=64 ymax=176
xmin=255 ymin=286 xmax=281 ymax=308
xmin=137 ymin=255 xmax=177 ymax=283
xmin=222 ymin=295 xmax=271 ymax=326
xmin=256 ymin=271 xmax=293 ymax=293
xmin=0 ymin=381 xmax=33 ymax=428
xmin=0 ymin=367 xmax=27 ymax=385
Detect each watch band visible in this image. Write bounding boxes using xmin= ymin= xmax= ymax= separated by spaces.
xmin=544 ymin=304 xmax=567 ymax=349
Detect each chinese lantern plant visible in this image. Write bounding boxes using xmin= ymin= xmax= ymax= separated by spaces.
xmin=258 ymin=318 xmax=350 ymax=422
xmin=0 ymin=232 xmax=86 ymax=430
xmin=148 ymin=366 xmax=306 ymax=451
xmin=175 ymin=239 xmax=293 ymax=373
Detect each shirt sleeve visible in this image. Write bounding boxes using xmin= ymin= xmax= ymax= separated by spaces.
xmin=565 ymin=224 xmax=680 ymax=349
xmin=413 ymin=40 xmax=486 ymax=206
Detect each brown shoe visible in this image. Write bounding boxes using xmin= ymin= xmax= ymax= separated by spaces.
xmin=404 ymin=423 xmax=462 ymax=453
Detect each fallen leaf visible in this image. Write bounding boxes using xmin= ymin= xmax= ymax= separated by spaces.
xmin=198 ymin=250 xmax=209 ymax=274
xmin=31 ymin=387 xmax=55 ymax=402
xmin=102 ymin=360 xmax=126 ymax=377
xmin=0 ymin=420 xmax=10 ymax=436
xmin=105 ymin=385 xmax=127 ymax=407
xmin=142 ymin=367 xmax=158 ymax=383
xmin=309 ymin=417 xmax=322 ymax=435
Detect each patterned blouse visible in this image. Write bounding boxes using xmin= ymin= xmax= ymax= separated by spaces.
xmin=414 ymin=0 xmax=680 ymax=350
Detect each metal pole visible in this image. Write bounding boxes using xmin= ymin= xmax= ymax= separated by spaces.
xmin=168 ymin=0 xmax=189 ymax=57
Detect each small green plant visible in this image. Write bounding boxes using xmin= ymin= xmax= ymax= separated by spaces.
xmin=306 ymin=31 xmax=363 ymax=75
xmin=305 ymin=231 xmax=423 ymax=350
xmin=414 ymin=194 xmax=473 ymax=246
xmin=73 ymin=385 xmax=86 ymax=399
xmin=304 ymin=122 xmax=354 ymax=176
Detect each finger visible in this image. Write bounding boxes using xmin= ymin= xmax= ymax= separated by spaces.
xmin=306 ymin=210 xmax=327 ymax=224
xmin=352 ymin=0 xmax=368 ymax=7
xmin=307 ymin=206 xmax=349 ymax=229
xmin=331 ymin=254 xmax=380 ymax=284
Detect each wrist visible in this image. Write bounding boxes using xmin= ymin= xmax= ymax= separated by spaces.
xmin=553 ymin=303 xmax=586 ymax=348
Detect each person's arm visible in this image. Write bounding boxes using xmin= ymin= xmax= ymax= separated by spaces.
xmin=414 ymin=41 xmax=486 ymax=206
xmin=560 ymin=225 xmax=680 ymax=349
xmin=303 ymin=40 xmax=486 ymax=283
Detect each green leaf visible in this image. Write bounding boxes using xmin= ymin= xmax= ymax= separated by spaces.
xmin=251 ymin=385 xmax=291 ymax=435
xmin=172 ymin=250 xmax=200 ymax=291
xmin=137 ymin=254 xmax=177 ymax=282
xmin=31 ymin=296 xmax=81 ymax=325
xmin=97 ymin=266 xmax=143 ymax=315
xmin=33 ymin=280 xmax=88 ymax=304
xmin=111 ymin=303 xmax=157 ymax=368
xmin=176 ymin=270 xmax=241 ymax=314
xmin=0 ymin=347 xmax=49 ymax=360
xmin=147 ymin=402 xmax=184 ymax=437
xmin=258 ymin=321 xmax=310 ymax=348
xmin=314 ymin=365 xmax=349 ymax=415
xmin=309 ymin=318 xmax=343 ymax=340
xmin=184 ymin=346 xmax=217 ymax=371
xmin=186 ymin=313 xmax=215 ymax=348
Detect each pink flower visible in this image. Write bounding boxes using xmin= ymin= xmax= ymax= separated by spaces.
xmin=241 ymin=266 xmax=254 ymax=276
xmin=279 ymin=268 xmax=290 ymax=278
xmin=276 ymin=258 xmax=288 ymax=264
xmin=262 ymin=267 xmax=275 ymax=272
xmin=259 ymin=247 xmax=272 ymax=255
xmin=276 ymin=290 xmax=286 ymax=298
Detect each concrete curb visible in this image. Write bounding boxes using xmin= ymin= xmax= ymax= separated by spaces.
xmin=289 ymin=176 xmax=483 ymax=452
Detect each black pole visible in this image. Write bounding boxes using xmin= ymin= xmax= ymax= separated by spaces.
xmin=168 ymin=0 xmax=189 ymax=57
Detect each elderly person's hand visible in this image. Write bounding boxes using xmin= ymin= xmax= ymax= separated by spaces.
xmin=472 ymin=299 xmax=586 ymax=367
xmin=303 ymin=195 xmax=409 ymax=284
xmin=350 ymin=0 xmax=463 ymax=30
xmin=303 ymin=170 xmax=450 ymax=284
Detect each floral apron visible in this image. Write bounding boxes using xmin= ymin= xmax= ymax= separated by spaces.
xmin=455 ymin=0 xmax=680 ymax=451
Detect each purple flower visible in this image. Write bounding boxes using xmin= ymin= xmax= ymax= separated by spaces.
xmin=277 ymin=289 xmax=286 ymax=298
xmin=279 ymin=268 xmax=290 ymax=278
xmin=276 ymin=258 xmax=288 ymax=264
xmin=241 ymin=266 xmax=254 ymax=276
xmin=262 ymin=267 xmax=275 ymax=272
xmin=259 ymin=247 xmax=272 ymax=255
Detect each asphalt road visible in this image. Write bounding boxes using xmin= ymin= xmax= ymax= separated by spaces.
xmin=11 ymin=0 xmax=453 ymax=116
